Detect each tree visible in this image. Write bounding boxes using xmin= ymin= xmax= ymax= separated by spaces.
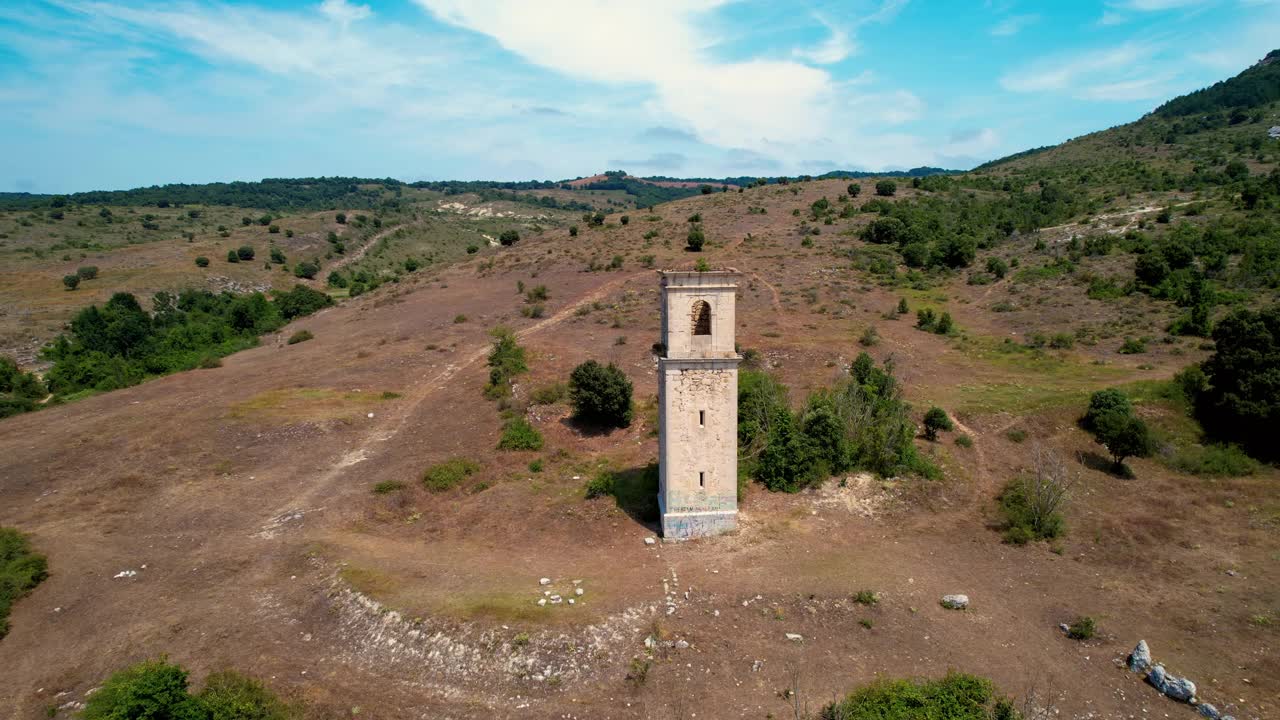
xmin=499 ymin=229 xmax=520 ymax=246
xmin=569 ymin=360 xmax=633 ymax=428
xmin=1093 ymin=410 xmax=1152 ymax=471
xmin=269 ymin=246 xmax=286 ymax=264
xmin=1134 ymin=252 xmax=1169 ymax=287
xmin=335 ymin=212 xmax=347 ymax=224
xmin=700 ymin=184 xmax=713 ymax=194
xmin=226 ymin=250 xmax=239 ymax=263
xmin=62 ymin=274 xmax=80 ymax=290
xmin=847 ymin=183 xmax=861 ymax=198
xmin=875 ymin=180 xmax=897 ymax=197
xmin=620 ymin=215 xmax=630 ymax=225
xmin=922 ymin=406 xmax=953 ymax=440
xmin=194 ymin=256 xmax=209 ymax=268
xmin=756 ymin=410 xmax=823 ymax=492
xmin=236 ymin=245 xmax=255 ymax=261
xmin=256 ymin=214 xmax=271 ymax=226
xmin=861 ymin=217 xmax=907 ymax=245
xmin=896 ymin=297 xmax=909 ymax=314
xmin=1082 ymin=388 xmax=1132 ymax=431
xmin=1192 ymin=304 xmax=1280 ymax=458
xmin=569 ymin=225 xmax=578 ymax=237
xmin=686 ymin=227 xmax=706 ymax=252
xmin=77 ymin=266 xmax=99 ymax=280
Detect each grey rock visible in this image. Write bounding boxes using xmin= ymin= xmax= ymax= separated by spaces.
xmin=940 ymin=594 xmax=969 ymax=610
xmin=1148 ymin=665 xmax=1196 ymax=703
xmin=1127 ymin=640 xmax=1152 ymax=673
xmin=1058 ymin=623 xmax=1071 ymax=633
xmin=785 ymin=633 xmax=803 ymax=642
xmin=644 ymin=537 xmax=657 ymax=545
xmin=1198 ymin=703 xmax=1221 ymax=719
xmin=675 ymin=639 xmax=689 ymax=649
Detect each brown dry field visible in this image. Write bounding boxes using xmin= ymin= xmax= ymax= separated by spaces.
xmin=1 ymin=180 xmax=1277 ymax=719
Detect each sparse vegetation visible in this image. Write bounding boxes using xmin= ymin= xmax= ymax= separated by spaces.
xmin=82 ymin=660 xmax=292 ymax=720
xmin=422 ymin=457 xmax=480 ymax=492
xmin=1 ymin=527 xmax=48 ymax=639
xmin=286 ymin=330 xmax=314 ymax=345
xmin=820 ymin=672 xmax=1018 ymax=720
xmin=498 ymin=418 xmax=543 ymax=450
xmin=999 ymin=446 xmax=1073 ymax=544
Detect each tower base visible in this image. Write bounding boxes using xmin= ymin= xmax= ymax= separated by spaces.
xmin=659 ymin=496 xmax=738 ymax=540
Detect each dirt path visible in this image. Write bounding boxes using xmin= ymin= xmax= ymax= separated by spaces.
xmin=325 ymin=223 xmax=403 ymax=273
xmin=264 ymin=271 xmax=644 ymax=521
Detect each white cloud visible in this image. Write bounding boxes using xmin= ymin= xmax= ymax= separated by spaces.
xmin=990 ymin=14 xmax=1039 ymax=36
xmin=1097 ymin=10 xmax=1129 ymax=25
xmin=1120 ymin=0 xmax=1211 ymax=9
xmin=318 ymin=0 xmax=371 ymax=26
xmin=1000 ymin=43 xmax=1154 ymax=96
xmin=794 ymin=17 xmax=854 ymax=65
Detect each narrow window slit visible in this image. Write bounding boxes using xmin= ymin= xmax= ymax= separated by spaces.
xmin=698 ymin=410 xmax=705 ymax=427
xmin=698 ymin=471 xmax=705 ymax=488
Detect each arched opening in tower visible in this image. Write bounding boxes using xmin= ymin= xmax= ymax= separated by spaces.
xmin=691 ymin=300 xmax=712 ymax=336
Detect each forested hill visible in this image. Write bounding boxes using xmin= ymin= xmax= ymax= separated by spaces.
xmin=1154 ymin=49 xmax=1280 ymax=118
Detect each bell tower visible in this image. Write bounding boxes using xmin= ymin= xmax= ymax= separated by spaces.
xmin=657 ymin=270 xmax=741 ymax=539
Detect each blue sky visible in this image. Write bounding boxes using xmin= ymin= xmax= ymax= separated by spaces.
xmin=1 ymin=0 xmax=1277 ymax=193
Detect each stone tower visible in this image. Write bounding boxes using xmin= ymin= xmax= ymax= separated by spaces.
xmin=657 ymin=270 xmax=741 ymax=539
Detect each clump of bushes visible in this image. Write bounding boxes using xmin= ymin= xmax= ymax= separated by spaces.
xmin=998 ymin=446 xmax=1072 ymax=545
xmin=422 ymin=457 xmax=480 ymax=492
xmin=372 ymin=480 xmax=404 ymax=494
xmin=483 ymin=327 xmax=527 ymax=400
xmin=1066 ymin=616 xmax=1096 ymax=640
xmin=1 ymin=527 xmax=48 ymax=639
xmin=569 ymin=360 xmax=633 ymax=428
xmin=286 ymin=330 xmax=313 ymax=345
xmin=530 ymin=382 xmax=568 ymax=405
xmin=741 ymin=353 xmax=937 ymax=493
xmin=1 ymin=356 xmax=46 ymax=419
xmin=497 ymin=418 xmax=543 ymax=450
xmin=820 ymin=672 xmax=1017 ymax=720
xmin=82 ymin=660 xmax=292 ymax=720
xmin=922 ymin=406 xmax=953 ymax=441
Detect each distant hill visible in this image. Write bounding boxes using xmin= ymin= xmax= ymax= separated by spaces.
xmin=1154 ymin=49 xmax=1280 ymax=118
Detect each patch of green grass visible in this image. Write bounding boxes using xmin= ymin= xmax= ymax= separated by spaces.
xmin=852 ymin=590 xmax=878 ymax=606
xmin=372 ymin=480 xmax=404 ymax=494
xmin=1 ymin=527 xmax=48 ymax=639
xmin=1066 ymin=616 xmax=1096 ymax=640
xmin=497 ymin=418 xmax=543 ymax=451
xmin=1168 ymin=444 xmax=1258 ymax=477
xmin=998 ymin=478 xmax=1064 ymax=545
xmin=821 ymin=672 xmax=1017 ymax=720
xmin=954 ymin=434 xmax=973 ymax=448
xmin=422 ymin=457 xmax=480 ymax=492
xmin=859 ymin=618 xmax=874 ymax=629
xmin=1006 ymin=429 xmax=1027 ymax=443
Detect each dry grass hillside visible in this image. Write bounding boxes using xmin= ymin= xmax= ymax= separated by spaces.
xmin=1 ymin=169 xmax=1277 ymax=719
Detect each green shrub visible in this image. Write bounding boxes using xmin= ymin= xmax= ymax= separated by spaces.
xmin=62 ymin=274 xmax=80 ymax=290
xmin=292 ymin=260 xmax=319 ymax=279
xmin=1192 ymin=305 xmax=1280 ymax=459
xmin=686 ymin=227 xmax=705 ymax=251
xmin=0 ymin=527 xmax=48 ymax=639
xmin=820 ymin=672 xmax=1016 ymax=720
xmin=853 ymin=590 xmax=878 ymax=606
xmin=422 ymin=458 xmax=480 ymax=491
xmin=76 ymin=265 xmax=99 ymax=280
xmin=922 ymin=407 xmax=953 ymax=440
xmin=1169 ymin=443 xmax=1257 ymax=477
xmin=195 ymin=256 xmax=210 ymax=267
xmin=874 ymin=180 xmax=897 ymax=197
xmin=955 ymin=434 xmax=973 ymax=448
xmin=998 ymin=478 xmax=1064 ymax=543
xmin=373 ymin=480 xmax=404 ymax=494
xmin=286 ymin=330 xmax=313 ymax=345
xmin=275 ymin=284 xmax=333 ymax=320
xmin=236 ymin=245 xmax=255 ymax=261
xmin=453 ymin=314 xmax=467 ymax=324
xmin=1118 ymin=337 xmax=1146 ymax=354
xmin=484 ymin=327 xmax=527 ymax=399
xmin=498 ymin=418 xmax=543 ymax=451
xmin=569 ymin=360 xmax=633 ymax=428
xmin=1066 ymin=616 xmax=1096 ymax=640
xmin=528 ymin=459 xmax=543 ymax=473
xmin=1005 ymin=429 xmax=1027 ymax=443
xmin=270 ymin=247 xmax=286 ymax=264
xmin=82 ymin=660 xmax=205 ymax=720
xmin=499 ymin=229 xmax=520 ymax=246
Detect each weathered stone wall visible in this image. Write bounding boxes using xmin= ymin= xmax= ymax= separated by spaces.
xmin=657 ymin=360 xmax=738 ymax=538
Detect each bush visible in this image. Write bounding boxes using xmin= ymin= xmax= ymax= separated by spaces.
xmin=499 ymin=229 xmax=520 ymax=246
xmin=922 ymin=407 xmax=953 ymax=440
xmin=423 ymin=457 xmax=480 ymax=492
xmin=569 ymin=360 xmax=633 ymax=428
xmin=820 ymin=672 xmax=1016 ymax=720
xmin=270 ymin=247 xmax=286 ymax=264
xmin=1192 ymin=305 xmax=1280 ymax=459
xmin=82 ymin=660 xmax=205 ymax=720
xmin=286 ymin=330 xmax=313 ymax=345
xmin=852 ymin=590 xmax=878 ymax=606
xmin=335 ymin=212 xmax=346 ymax=224
xmin=497 ymin=418 xmax=543 ymax=450
xmin=1 ymin=527 xmax=48 ymax=639
xmin=847 ymin=182 xmax=861 ymax=197
xmin=226 ymin=250 xmax=240 ymax=263
xmin=1066 ymin=616 xmax=1096 ymax=640
xmin=195 ymin=256 xmax=210 ymax=267
xmin=83 ymin=661 xmax=290 ymax=720
xmin=955 ymin=434 xmax=973 ymax=448
xmin=1169 ymin=443 xmax=1258 ymax=477
xmin=620 ymin=215 xmax=630 ymax=225
xmin=77 ymin=265 xmax=99 ymax=280
xmin=484 ymin=327 xmax=527 ymax=399
xmin=874 ymin=180 xmax=897 ymax=197
xmin=237 ymin=245 xmax=256 ymax=261
xmin=275 ymin=284 xmax=333 ymax=320
xmin=998 ymin=447 xmax=1072 ymax=543
xmin=62 ymin=274 xmax=80 ymax=290
xmin=292 ymin=261 xmax=319 ymax=279
xmin=569 ymin=225 xmax=578 ymax=237
xmin=1118 ymin=337 xmax=1146 ymax=354
xmin=686 ymin=227 xmax=705 ymax=252
xmin=373 ymin=480 xmax=404 ymax=494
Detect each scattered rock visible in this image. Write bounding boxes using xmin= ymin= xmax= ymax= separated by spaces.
xmin=1198 ymin=702 xmax=1221 ymax=719
xmin=539 ymin=577 xmax=551 ymax=585
xmin=536 ymin=599 xmax=546 ymax=606
xmin=644 ymin=537 xmax=657 ymax=546
xmin=644 ymin=636 xmax=655 ymax=649
xmin=1148 ymin=665 xmax=1196 ymax=703
xmin=785 ymin=633 xmax=803 ymax=642
xmin=1058 ymin=623 xmax=1071 ymax=633
xmin=940 ymin=594 xmax=968 ymax=610
xmin=112 ymin=570 xmax=137 ymax=579
xmin=751 ymin=659 xmax=764 ymax=672
xmin=675 ymin=639 xmax=689 ymax=649
xmin=1127 ymin=640 xmax=1152 ymax=673
xmin=575 ymin=588 xmax=584 ymax=596
xmin=1225 ymin=569 xmax=1238 ymax=577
